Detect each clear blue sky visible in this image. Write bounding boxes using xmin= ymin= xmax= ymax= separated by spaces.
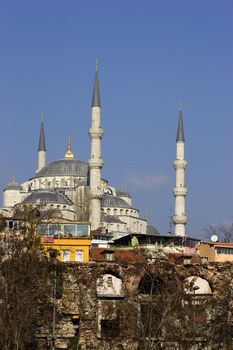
xmin=0 ymin=0 xmax=232 ymax=238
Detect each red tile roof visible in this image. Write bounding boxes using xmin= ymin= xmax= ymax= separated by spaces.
xmin=90 ymin=247 xmax=145 ymax=263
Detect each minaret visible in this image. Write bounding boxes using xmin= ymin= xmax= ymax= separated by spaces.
xmin=172 ymin=100 xmax=188 ymax=236
xmin=88 ymin=61 xmax=104 ymax=230
xmin=37 ymin=112 xmax=46 ymax=172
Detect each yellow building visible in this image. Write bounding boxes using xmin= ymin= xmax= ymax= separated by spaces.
xmin=38 ymin=222 xmax=91 ymax=262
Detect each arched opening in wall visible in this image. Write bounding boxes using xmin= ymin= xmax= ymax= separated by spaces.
xmin=183 ymin=276 xmax=212 ymax=337
xmin=97 ymin=273 xmax=123 ymax=296
xmin=97 ymin=274 xmax=124 ymax=340
xmin=114 ymin=208 xmax=118 ymax=215
xmin=184 ymin=276 xmax=212 ymax=296
xmin=120 ymin=209 xmax=123 ymax=215
xmin=126 ymin=210 xmax=129 ymax=216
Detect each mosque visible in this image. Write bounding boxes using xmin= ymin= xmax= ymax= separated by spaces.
xmin=1 ymin=66 xmax=187 ymax=239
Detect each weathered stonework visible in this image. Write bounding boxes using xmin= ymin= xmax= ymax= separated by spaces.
xmin=37 ymin=259 xmax=233 ymax=350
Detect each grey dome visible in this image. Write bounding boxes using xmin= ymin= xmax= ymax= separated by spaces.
xmin=34 ymin=159 xmax=88 ymax=178
xmin=101 ymin=214 xmax=126 ymax=224
xmin=116 ymin=187 xmax=131 ymax=198
xmin=101 ymin=194 xmax=130 ymax=208
xmin=23 ymin=191 xmax=73 ymax=205
xmin=146 ymin=225 xmax=160 ymax=236
xmin=4 ymin=179 xmax=22 ymax=191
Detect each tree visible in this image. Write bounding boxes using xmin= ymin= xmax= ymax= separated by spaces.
xmin=0 ymin=205 xmax=60 ymax=350
xmin=204 ymin=223 xmax=233 ymax=242
xmin=206 ymin=268 xmax=233 ymax=350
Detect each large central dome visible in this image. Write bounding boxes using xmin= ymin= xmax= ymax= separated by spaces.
xmin=34 ymin=159 xmax=88 ymax=178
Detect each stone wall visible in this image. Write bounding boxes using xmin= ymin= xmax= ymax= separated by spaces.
xmin=37 ymin=259 xmax=233 ymax=350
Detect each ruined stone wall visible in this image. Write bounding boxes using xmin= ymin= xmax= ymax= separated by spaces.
xmin=37 ymin=260 xmax=233 ymax=350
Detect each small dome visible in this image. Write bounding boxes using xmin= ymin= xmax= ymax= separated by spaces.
xmin=34 ymin=159 xmax=88 ymax=178
xmin=146 ymin=225 xmax=160 ymax=236
xmin=23 ymin=191 xmax=73 ymax=205
xmin=4 ymin=178 xmax=22 ymax=191
xmin=116 ymin=186 xmax=131 ymax=198
xmin=101 ymin=194 xmax=131 ymax=208
xmin=101 ymin=214 xmax=126 ymax=224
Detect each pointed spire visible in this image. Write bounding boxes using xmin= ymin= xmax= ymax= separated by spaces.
xmin=38 ymin=112 xmax=46 ymax=151
xmin=91 ymin=59 xmax=101 ymax=107
xmin=64 ymin=136 xmax=74 ymax=159
xmin=176 ymin=99 xmax=185 ymax=142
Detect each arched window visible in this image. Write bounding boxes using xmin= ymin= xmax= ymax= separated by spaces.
xmin=184 ymin=276 xmax=212 ymax=295
xmin=97 ymin=274 xmax=123 ymax=297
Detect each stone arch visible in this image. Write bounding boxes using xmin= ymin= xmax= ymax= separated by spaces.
xmin=184 ymin=276 xmax=212 ymax=295
xmin=97 ymin=273 xmax=123 ymax=297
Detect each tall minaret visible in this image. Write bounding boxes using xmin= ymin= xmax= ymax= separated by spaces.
xmin=88 ymin=61 xmax=104 ymax=230
xmin=37 ymin=112 xmax=46 ymax=172
xmin=172 ymin=100 xmax=188 ymax=236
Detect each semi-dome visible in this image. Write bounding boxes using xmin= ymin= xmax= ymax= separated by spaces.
xmin=116 ymin=186 xmax=131 ymax=198
xmin=101 ymin=194 xmax=131 ymax=208
xmin=23 ymin=191 xmax=73 ymax=205
xmin=4 ymin=179 xmax=22 ymax=191
xmin=34 ymin=159 xmax=88 ymax=178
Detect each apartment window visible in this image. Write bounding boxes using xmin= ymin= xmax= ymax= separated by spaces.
xmin=62 ymin=250 xmax=70 ymax=262
xmin=106 ymin=253 xmax=113 ymax=261
xmin=107 ymin=276 xmax=113 ymax=287
xmin=75 ymin=250 xmax=83 ymax=262
xmin=216 ymin=247 xmax=222 ymax=254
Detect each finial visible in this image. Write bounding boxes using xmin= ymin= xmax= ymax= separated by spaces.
xmin=67 ymin=136 xmax=71 ymax=151
xmin=12 ymin=176 xmax=16 ymax=184
xmin=40 ymin=112 xmax=44 ymax=122
xmin=64 ymin=136 xmax=74 ymax=159
xmin=96 ymin=58 xmax=99 ymax=72
xmin=179 ymin=98 xmax=182 ymax=111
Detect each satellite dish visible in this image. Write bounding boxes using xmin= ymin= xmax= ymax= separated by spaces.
xmin=211 ymin=235 xmax=218 ymax=242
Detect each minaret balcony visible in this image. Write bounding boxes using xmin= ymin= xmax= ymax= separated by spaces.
xmin=172 ymin=214 xmax=187 ymax=225
xmin=88 ymin=128 xmax=104 ymax=139
xmin=173 ymin=160 xmax=187 ymax=170
xmin=173 ymin=187 xmax=187 ymax=196
xmin=90 ymin=189 xmax=103 ymax=200
xmin=88 ymin=159 xmax=104 ymax=169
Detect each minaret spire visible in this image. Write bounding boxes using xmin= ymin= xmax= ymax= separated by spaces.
xmin=88 ymin=62 xmax=104 ymax=229
xmin=37 ymin=112 xmax=46 ymax=172
xmin=176 ymin=98 xmax=185 ymax=142
xmin=172 ymin=101 xmax=188 ymax=236
xmin=91 ymin=59 xmax=101 ymax=107
xmin=38 ymin=112 xmax=46 ymax=151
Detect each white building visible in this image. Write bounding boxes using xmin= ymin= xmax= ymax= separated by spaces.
xmin=2 ymin=66 xmax=152 ymax=240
